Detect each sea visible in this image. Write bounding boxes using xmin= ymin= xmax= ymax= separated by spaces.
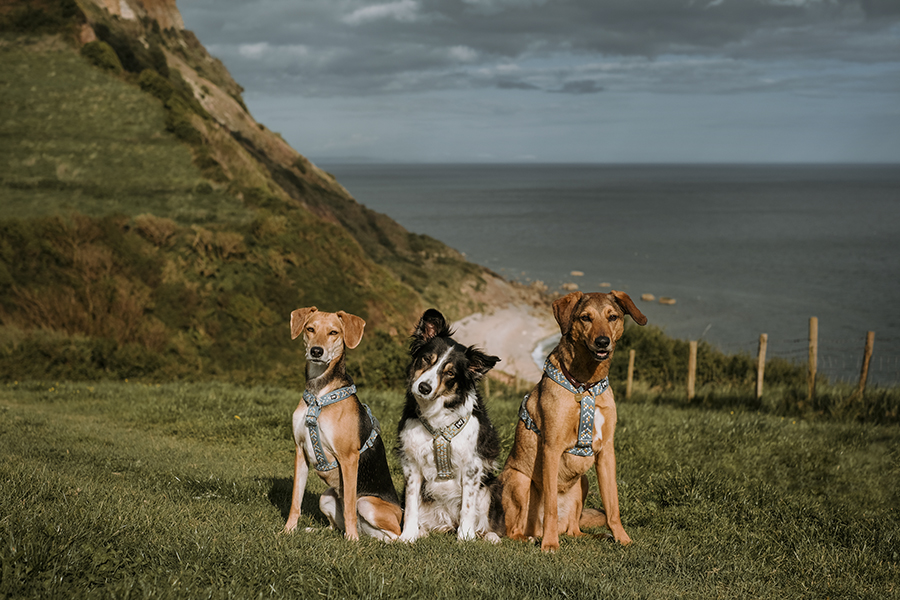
xmin=320 ymin=163 xmax=900 ymax=386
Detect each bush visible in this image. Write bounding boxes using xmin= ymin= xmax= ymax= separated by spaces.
xmin=138 ymin=68 xmax=175 ymax=102
xmin=164 ymin=103 xmax=202 ymax=144
xmin=148 ymin=45 xmax=169 ymax=78
xmin=1 ymin=1 xmax=82 ymax=33
xmin=80 ymin=40 xmax=123 ymax=73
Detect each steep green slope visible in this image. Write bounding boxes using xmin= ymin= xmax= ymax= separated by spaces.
xmin=0 ymin=0 xmax=511 ymax=384
xmin=1 ymin=39 xmax=247 ymax=223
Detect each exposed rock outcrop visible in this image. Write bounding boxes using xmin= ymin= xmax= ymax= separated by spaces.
xmin=88 ymin=0 xmax=184 ymax=29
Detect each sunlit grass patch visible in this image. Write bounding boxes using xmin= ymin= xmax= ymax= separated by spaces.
xmin=1 ymin=380 xmax=897 ymax=598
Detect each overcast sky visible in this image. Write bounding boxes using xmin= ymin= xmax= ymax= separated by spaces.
xmin=179 ymin=0 xmax=900 ymax=163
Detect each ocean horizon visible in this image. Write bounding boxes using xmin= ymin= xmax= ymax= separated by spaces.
xmin=321 ymin=162 xmax=900 ymax=385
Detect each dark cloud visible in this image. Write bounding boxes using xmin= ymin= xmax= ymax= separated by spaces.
xmin=555 ymin=80 xmax=604 ymax=94
xmin=180 ymin=0 xmax=900 ymax=98
xmin=496 ymin=79 xmax=541 ymax=91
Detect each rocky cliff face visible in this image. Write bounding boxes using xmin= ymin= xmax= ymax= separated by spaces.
xmin=88 ymin=0 xmax=183 ymax=29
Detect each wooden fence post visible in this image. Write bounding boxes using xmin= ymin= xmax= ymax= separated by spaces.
xmin=626 ymin=349 xmax=635 ymax=400
xmin=855 ymin=331 xmax=875 ymax=399
xmin=756 ymin=333 xmax=767 ymax=399
xmin=808 ymin=317 xmax=818 ymax=402
xmin=687 ymin=340 xmax=698 ymax=400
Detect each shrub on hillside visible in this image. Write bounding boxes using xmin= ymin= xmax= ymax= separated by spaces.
xmin=1 ymin=0 xmax=82 ymax=33
xmin=80 ymin=40 xmax=123 ymax=73
xmin=148 ymin=45 xmax=169 ymax=78
xmin=138 ymin=68 xmax=175 ymax=102
xmin=134 ymin=214 xmax=179 ymax=247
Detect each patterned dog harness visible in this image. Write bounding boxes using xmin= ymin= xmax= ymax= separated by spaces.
xmin=519 ymin=358 xmax=609 ymax=457
xmin=418 ymin=412 xmax=471 ymax=480
xmin=302 ymin=384 xmax=380 ymax=471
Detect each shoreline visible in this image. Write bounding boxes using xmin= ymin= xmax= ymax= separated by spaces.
xmin=453 ymin=303 xmax=559 ymax=384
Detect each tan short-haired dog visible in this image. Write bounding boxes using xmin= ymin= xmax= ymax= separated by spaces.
xmin=500 ymin=291 xmax=647 ymax=551
xmin=283 ymin=307 xmax=402 ymax=540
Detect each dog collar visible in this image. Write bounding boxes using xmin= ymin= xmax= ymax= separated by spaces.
xmin=418 ymin=413 xmax=470 ymax=480
xmin=543 ymin=358 xmax=610 ymax=398
xmin=303 ymin=385 xmax=380 ymax=471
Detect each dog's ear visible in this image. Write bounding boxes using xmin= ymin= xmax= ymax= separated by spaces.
xmin=552 ymin=292 xmax=584 ymax=335
xmin=611 ymin=290 xmax=648 ymax=326
xmin=290 ymin=306 xmax=318 ymax=340
xmin=337 ymin=311 xmax=366 ymax=349
xmin=465 ymin=346 xmax=500 ymax=379
xmin=410 ymin=308 xmax=452 ymax=352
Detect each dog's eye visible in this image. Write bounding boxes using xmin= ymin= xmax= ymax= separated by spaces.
xmin=306 ymin=326 xmax=315 ymax=333
xmin=579 ymin=315 xmax=592 ymax=323
xmin=444 ymin=369 xmax=455 ymax=379
xmin=608 ymin=315 xmax=619 ymax=322
xmin=329 ymin=330 xmax=339 ymax=336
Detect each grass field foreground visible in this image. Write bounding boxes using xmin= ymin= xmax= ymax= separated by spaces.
xmin=1 ymin=380 xmax=898 ymax=599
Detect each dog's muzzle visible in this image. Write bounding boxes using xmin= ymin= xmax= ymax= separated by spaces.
xmin=592 ymin=336 xmax=611 ymax=361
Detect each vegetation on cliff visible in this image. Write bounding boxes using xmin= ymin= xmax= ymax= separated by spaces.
xmin=0 ymin=0 xmax=498 ymax=385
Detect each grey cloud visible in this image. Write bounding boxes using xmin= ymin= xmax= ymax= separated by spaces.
xmin=179 ymin=0 xmax=900 ymax=97
xmin=496 ymin=79 xmax=541 ymax=90
xmin=554 ymin=80 xmax=604 ymax=94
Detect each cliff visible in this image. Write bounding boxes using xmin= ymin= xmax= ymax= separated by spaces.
xmin=0 ymin=0 xmax=542 ymax=385
xmin=89 ymin=0 xmax=183 ymax=29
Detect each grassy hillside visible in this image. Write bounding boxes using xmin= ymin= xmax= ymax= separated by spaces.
xmin=1 ymin=380 xmax=897 ymax=598
xmin=0 ymin=0 xmax=510 ymax=385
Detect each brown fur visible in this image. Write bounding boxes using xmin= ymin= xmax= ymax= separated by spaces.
xmin=500 ymin=291 xmax=647 ymax=551
xmin=284 ymin=307 xmax=402 ymax=540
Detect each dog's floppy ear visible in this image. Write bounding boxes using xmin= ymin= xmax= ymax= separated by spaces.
xmin=337 ymin=311 xmax=366 ymax=349
xmin=611 ymin=290 xmax=648 ymax=326
xmin=290 ymin=306 xmax=318 ymax=340
xmin=465 ymin=346 xmax=500 ymax=379
xmin=410 ymin=308 xmax=452 ymax=352
xmin=552 ymin=292 xmax=584 ymax=336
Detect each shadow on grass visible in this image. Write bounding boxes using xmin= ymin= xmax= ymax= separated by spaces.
xmin=267 ymin=477 xmax=328 ymax=526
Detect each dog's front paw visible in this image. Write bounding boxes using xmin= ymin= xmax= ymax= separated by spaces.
xmin=483 ymin=532 xmax=501 ymax=545
xmin=614 ymin=531 xmax=632 ymax=545
xmin=399 ymin=530 xmax=419 ymax=544
xmin=540 ymin=539 xmax=560 ymax=553
xmin=457 ymin=527 xmax=477 ymax=542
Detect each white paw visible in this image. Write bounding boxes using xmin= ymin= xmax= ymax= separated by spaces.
xmin=457 ymin=527 xmax=477 ymax=542
xmin=484 ymin=532 xmax=501 ymax=544
xmin=399 ymin=531 xmax=419 ymax=543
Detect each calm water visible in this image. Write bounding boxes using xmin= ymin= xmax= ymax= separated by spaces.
xmin=322 ymin=163 xmax=900 ymax=384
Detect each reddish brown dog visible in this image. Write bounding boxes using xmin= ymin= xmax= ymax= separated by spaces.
xmin=284 ymin=307 xmax=402 ymax=540
xmin=500 ymin=291 xmax=647 ymax=551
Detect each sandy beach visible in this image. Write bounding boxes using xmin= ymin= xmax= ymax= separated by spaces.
xmin=452 ymin=303 xmax=559 ymax=385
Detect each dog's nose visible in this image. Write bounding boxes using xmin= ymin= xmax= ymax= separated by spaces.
xmin=310 ymin=347 xmax=324 ymax=359
xmin=595 ymin=336 xmax=611 ymax=349
xmin=418 ymin=382 xmax=432 ymax=396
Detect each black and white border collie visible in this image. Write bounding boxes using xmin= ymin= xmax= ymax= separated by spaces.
xmin=396 ymin=309 xmax=505 ymax=543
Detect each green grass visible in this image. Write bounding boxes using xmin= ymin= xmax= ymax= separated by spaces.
xmin=0 ymin=37 xmax=248 ymax=224
xmin=2 ymin=380 xmax=897 ymax=598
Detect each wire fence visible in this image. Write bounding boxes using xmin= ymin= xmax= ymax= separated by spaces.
xmin=716 ymin=333 xmax=900 ymax=387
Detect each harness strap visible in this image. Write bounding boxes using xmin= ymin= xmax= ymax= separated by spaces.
xmin=418 ymin=413 xmax=470 ymax=480
xmin=517 ymin=359 xmax=609 ymax=457
xmin=303 ymin=384 xmax=380 ymax=472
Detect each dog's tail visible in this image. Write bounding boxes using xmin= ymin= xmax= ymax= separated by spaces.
xmin=579 ymin=508 xmax=608 ymax=530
